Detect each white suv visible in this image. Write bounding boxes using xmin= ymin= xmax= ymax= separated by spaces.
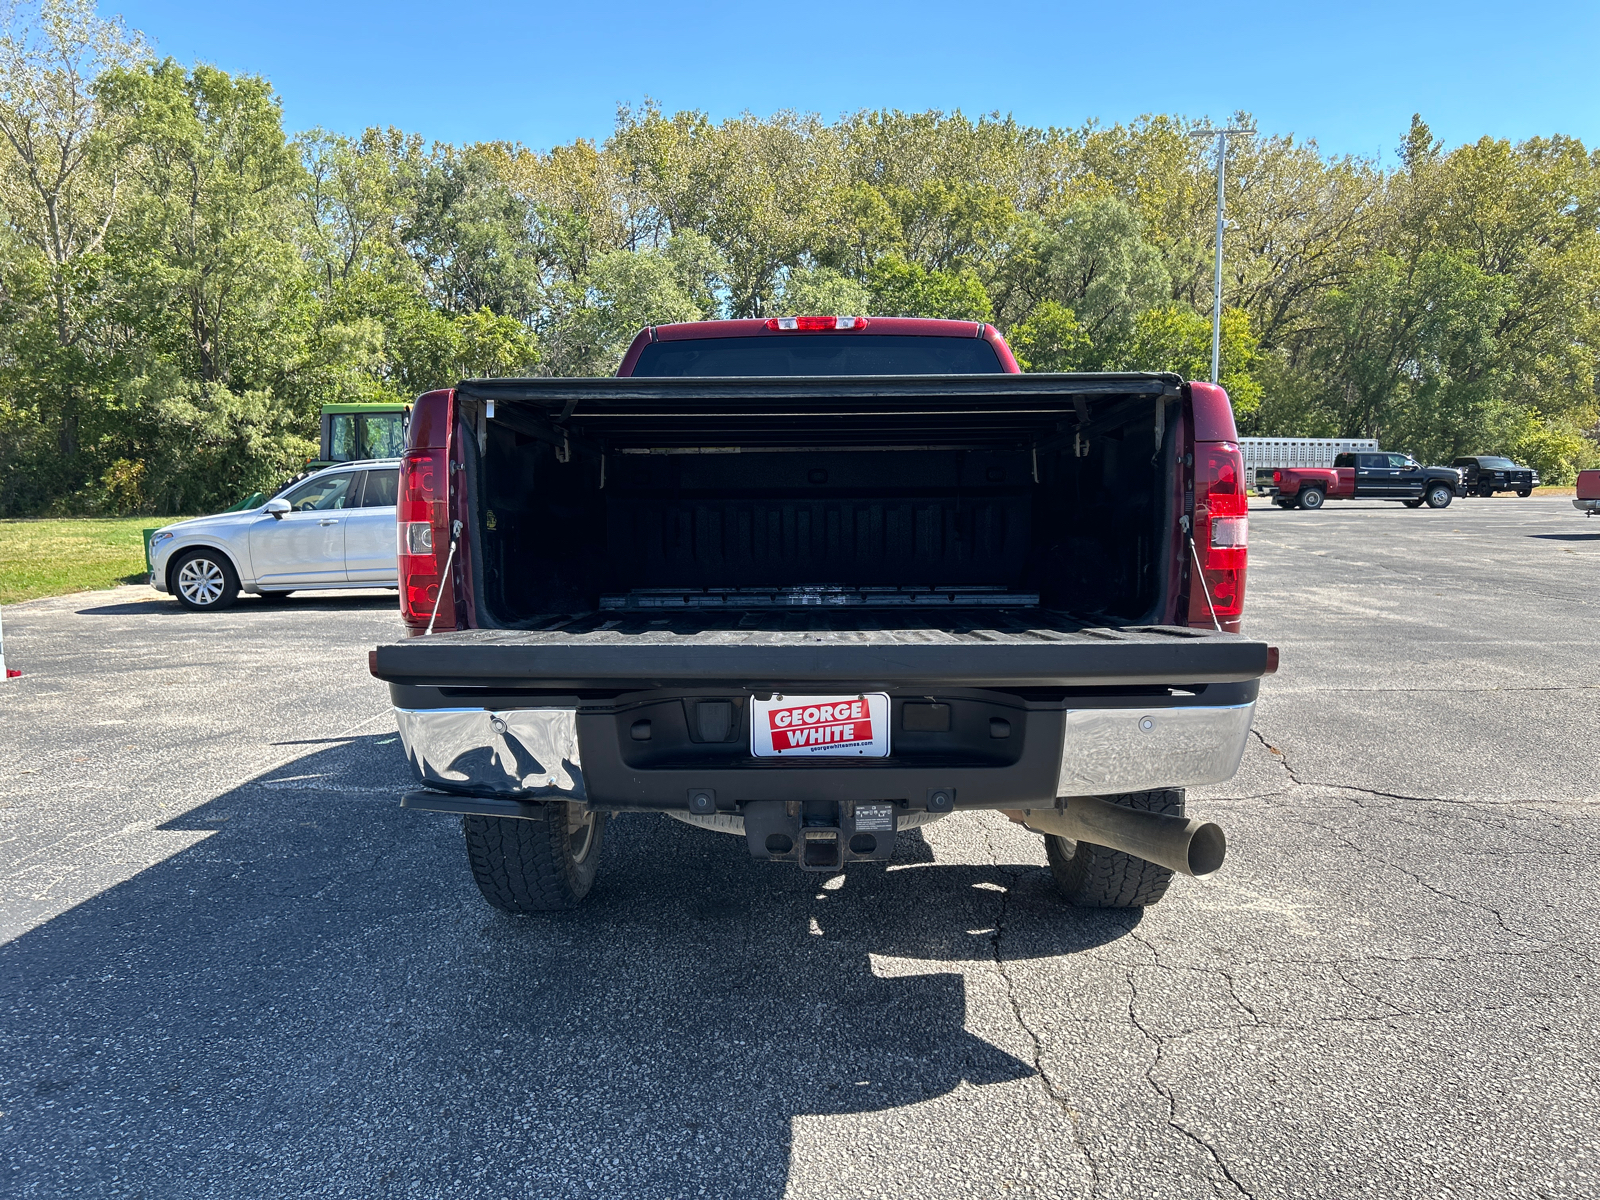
xmin=149 ymin=460 xmax=400 ymax=610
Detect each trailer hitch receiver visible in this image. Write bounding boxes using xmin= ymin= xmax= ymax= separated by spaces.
xmin=743 ymin=800 xmax=897 ymax=870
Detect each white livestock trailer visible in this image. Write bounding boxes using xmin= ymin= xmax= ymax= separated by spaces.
xmin=1238 ymin=437 xmax=1379 ymax=491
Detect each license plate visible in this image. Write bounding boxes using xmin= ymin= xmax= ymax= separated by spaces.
xmin=750 ymin=693 xmax=891 ymax=758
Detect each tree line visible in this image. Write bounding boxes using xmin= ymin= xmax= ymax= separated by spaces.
xmin=2 ymin=0 xmax=1596 ymax=516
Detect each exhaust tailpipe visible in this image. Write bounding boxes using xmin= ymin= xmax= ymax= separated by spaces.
xmin=1013 ymin=796 xmax=1227 ymax=878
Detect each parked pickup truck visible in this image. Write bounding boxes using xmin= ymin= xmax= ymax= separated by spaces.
xmin=1576 ymin=469 xmax=1600 ymax=516
xmin=369 ymin=317 xmax=1276 ymax=915
xmin=1271 ymin=451 xmax=1464 ymax=510
xmin=1452 ymin=456 xmax=1539 ymax=497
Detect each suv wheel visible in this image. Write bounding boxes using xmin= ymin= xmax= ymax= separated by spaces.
xmin=1297 ymin=487 xmax=1325 ymax=510
xmin=463 ymin=804 xmax=608 ymax=913
xmin=171 ymin=549 xmax=239 ymax=610
xmin=1045 ymin=789 xmax=1183 ymax=909
xmin=1517 ymin=487 xmax=1532 ymax=498
xmin=1425 ymin=484 xmax=1454 ymax=508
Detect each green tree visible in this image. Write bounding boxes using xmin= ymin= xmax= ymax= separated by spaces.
xmin=778 ymin=265 xmax=872 ymax=316
xmin=542 ymin=233 xmax=719 ymax=375
xmin=1123 ymin=305 xmax=1263 ymax=415
xmin=100 ymin=59 xmax=304 ymax=388
xmin=996 ymin=197 xmax=1168 ymax=365
xmin=866 ymin=255 xmax=992 ymax=321
xmin=0 ymin=0 xmax=144 ymax=506
xmin=1007 ymin=300 xmax=1090 ymax=372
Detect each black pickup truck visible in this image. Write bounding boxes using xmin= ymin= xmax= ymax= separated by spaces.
xmin=370 ymin=318 xmax=1273 ymax=914
xmin=1451 ymin=456 xmax=1540 ymax=497
xmin=1271 ymin=451 xmax=1466 ymax=509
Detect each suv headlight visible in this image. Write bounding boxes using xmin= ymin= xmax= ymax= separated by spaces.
xmin=149 ymin=530 xmax=176 ymax=555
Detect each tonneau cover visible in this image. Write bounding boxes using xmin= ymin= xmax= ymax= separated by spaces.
xmin=456 ymin=372 xmax=1183 ymax=451
xmin=371 ymin=617 xmax=1269 ymax=690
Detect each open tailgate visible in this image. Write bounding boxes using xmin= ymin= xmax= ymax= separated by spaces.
xmin=371 ymin=624 xmax=1271 ymax=691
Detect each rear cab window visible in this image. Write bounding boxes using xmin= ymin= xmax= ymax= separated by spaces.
xmin=629 ymin=335 xmax=1005 ymax=376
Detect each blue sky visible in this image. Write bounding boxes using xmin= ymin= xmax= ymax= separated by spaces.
xmin=114 ymin=0 xmax=1599 ymax=161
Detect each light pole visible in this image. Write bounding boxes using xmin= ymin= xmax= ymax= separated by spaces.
xmin=1188 ymin=124 xmax=1255 ymax=384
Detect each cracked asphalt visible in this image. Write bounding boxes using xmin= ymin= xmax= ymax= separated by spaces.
xmin=1 ymin=494 xmax=1597 ymax=1199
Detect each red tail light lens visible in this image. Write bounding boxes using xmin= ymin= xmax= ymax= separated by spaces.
xmin=398 ymin=450 xmax=454 ymax=630
xmin=764 ymin=316 xmax=870 ymax=331
xmin=1188 ymin=443 xmax=1248 ymax=627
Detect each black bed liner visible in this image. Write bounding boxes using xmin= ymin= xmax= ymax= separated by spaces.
xmin=372 ymin=612 xmax=1269 ymax=690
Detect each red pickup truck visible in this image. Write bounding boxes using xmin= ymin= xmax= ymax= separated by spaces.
xmin=369 ymin=317 xmax=1273 ymax=916
xmin=1272 ymin=451 xmax=1465 ymax=510
xmin=1576 ymin=469 xmax=1600 ymax=516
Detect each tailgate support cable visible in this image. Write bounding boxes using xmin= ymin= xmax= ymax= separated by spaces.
xmin=1181 ymin=515 xmax=1223 ymax=632
xmin=426 ymin=520 xmax=464 ymax=636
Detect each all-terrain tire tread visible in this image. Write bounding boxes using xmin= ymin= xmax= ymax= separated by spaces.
xmin=1045 ymin=789 xmax=1183 ymax=909
xmin=461 ymin=808 xmax=602 ymax=914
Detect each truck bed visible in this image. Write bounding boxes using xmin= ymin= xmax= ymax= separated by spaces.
xmin=372 ymin=611 xmax=1269 ymax=690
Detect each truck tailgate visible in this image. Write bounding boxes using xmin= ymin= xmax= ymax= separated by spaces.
xmin=371 ymin=613 xmax=1270 ymax=690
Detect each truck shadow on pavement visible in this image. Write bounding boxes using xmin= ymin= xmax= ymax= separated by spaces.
xmin=0 ymin=734 xmax=1137 ymax=1199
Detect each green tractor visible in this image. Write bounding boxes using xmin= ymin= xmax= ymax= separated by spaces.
xmin=311 ymin=402 xmax=409 ymax=469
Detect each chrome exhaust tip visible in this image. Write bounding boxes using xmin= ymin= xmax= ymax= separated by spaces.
xmin=1015 ymin=796 xmax=1228 ymax=878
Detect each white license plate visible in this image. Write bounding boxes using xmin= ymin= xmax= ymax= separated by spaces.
xmin=750 ymin=693 xmax=891 ymax=758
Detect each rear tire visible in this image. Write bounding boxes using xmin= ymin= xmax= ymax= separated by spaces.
xmin=1045 ymin=789 xmax=1182 ymax=909
xmin=171 ymin=549 xmax=239 ymax=611
xmin=463 ymin=804 xmax=607 ymax=913
xmin=1426 ymin=484 xmax=1454 ymax=508
xmin=1402 ymin=498 xmax=1424 ymax=508
xmin=1297 ymin=487 xmax=1325 ymax=510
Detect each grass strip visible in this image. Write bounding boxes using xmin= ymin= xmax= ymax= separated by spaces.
xmin=0 ymin=517 xmax=193 ymax=605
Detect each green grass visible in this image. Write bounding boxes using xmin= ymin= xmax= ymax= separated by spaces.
xmin=0 ymin=517 xmax=194 ymax=605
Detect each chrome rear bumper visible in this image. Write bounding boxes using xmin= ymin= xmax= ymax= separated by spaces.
xmin=1056 ymin=702 xmax=1255 ymax=796
xmin=393 ymin=707 xmax=586 ymax=800
xmin=392 ymin=699 xmax=1256 ymax=808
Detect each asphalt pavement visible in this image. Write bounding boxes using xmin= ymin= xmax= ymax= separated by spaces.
xmin=1 ymin=495 xmax=1596 ymax=1199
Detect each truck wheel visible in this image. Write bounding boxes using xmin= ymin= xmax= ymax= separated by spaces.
xmin=1517 ymin=488 xmax=1532 ymax=498
xmin=462 ymin=805 xmax=608 ymax=913
xmin=1425 ymin=484 xmax=1454 ymax=508
xmin=1044 ymin=789 xmax=1182 ymax=909
xmin=172 ymin=549 xmax=239 ymax=610
xmin=1297 ymin=487 xmax=1325 ymax=510
xmin=1402 ymin=498 xmax=1424 ymax=508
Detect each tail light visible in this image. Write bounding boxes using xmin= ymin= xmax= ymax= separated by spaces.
xmin=763 ymin=316 xmax=869 ymax=331
xmin=398 ymin=449 xmax=454 ymax=630
xmin=1272 ymin=470 xmax=1281 ymax=484
xmin=1188 ymin=442 xmax=1248 ymax=629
